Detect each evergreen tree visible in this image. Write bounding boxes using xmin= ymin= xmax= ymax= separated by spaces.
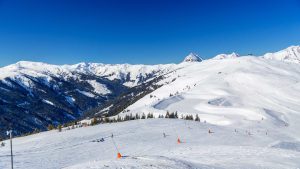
xmin=57 ymin=124 xmax=62 ymax=132
xmin=169 ymin=112 xmax=175 ymax=118
xmin=135 ymin=113 xmax=140 ymax=120
xmin=104 ymin=117 xmax=110 ymax=123
xmin=147 ymin=113 xmax=154 ymax=119
xmin=175 ymin=111 xmax=178 ymax=118
xmin=141 ymin=113 xmax=146 ymax=119
xmin=117 ymin=115 xmax=122 ymax=122
xmin=195 ymin=114 xmax=200 ymax=122
xmin=47 ymin=124 xmax=54 ymax=131
xmin=165 ymin=111 xmax=170 ymax=118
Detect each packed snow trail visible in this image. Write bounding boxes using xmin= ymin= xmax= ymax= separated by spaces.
xmin=0 ymin=119 xmax=299 ymax=169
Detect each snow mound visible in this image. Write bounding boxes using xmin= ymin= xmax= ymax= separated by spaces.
xmin=262 ymin=46 xmax=300 ymax=63
xmin=212 ymin=52 xmax=240 ymax=60
xmin=182 ymin=52 xmax=203 ymax=62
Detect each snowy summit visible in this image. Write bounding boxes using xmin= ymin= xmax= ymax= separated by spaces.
xmin=182 ymin=52 xmax=203 ymax=62
xmin=212 ymin=52 xmax=240 ymax=60
xmin=263 ymin=45 xmax=300 ymax=63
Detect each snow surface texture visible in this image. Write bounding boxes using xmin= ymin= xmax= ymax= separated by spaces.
xmin=0 ymin=119 xmax=300 ymax=169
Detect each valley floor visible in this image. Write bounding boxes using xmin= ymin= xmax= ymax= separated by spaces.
xmin=0 ymin=119 xmax=299 ymax=169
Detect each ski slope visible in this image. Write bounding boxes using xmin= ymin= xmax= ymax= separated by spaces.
xmin=125 ymin=56 xmax=300 ymax=139
xmin=0 ymin=119 xmax=299 ymax=169
xmin=0 ymin=46 xmax=300 ymax=168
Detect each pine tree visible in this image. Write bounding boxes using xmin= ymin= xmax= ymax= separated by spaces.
xmin=57 ymin=124 xmax=62 ymax=132
xmin=117 ymin=115 xmax=122 ymax=122
xmin=47 ymin=124 xmax=54 ymax=131
xmin=195 ymin=114 xmax=200 ymax=122
xmin=141 ymin=113 xmax=146 ymax=119
xmin=175 ymin=111 xmax=178 ymax=118
xmin=147 ymin=113 xmax=154 ymax=119
xmin=135 ymin=113 xmax=140 ymax=120
xmin=169 ymin=112 xmax=175 ymax=118
xmin=165 ymin=111 xmax=170 ymax=118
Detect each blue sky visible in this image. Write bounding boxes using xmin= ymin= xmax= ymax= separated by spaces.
xmin=0 ymin=0 xmax=299 ymax=66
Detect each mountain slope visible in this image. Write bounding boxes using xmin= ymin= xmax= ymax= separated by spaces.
xmin=0 ymin=45 xmax=299 ymax=138
xmin=0 ymin=119 xmax=299 ymax=169
xmin=263 ymin=45 xmax=300 ymax=63
xmin=0 ymin=61 xmax=177 ymax=138
xmin=124 ymin=56 xmax=300 ymax=139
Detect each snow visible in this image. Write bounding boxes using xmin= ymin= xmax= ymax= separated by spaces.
xmin=0 ymin=61 xmax=177 ymax=88
xmin=76 ymin=89 xmax=96 ymax=98
xmin=212 ymin=52 xmax=239 ymax=60
xmin=182 ymin=52 xmax=203 ymax=62
xmin=87 ymin=80 xmax=111 ymax=95
xmin=0 ymin=119 xmax=299 ymax=169
xmin=42 ymin=99 xmax=55 ymax=106
xmin=262 ymin=45 xmax=300 ymax=63
xmin=0 ymin=46 xmax=300 ymax=168
xmin=125 ymin=56 xmax=300 ymax=130
xmin=65 ymin=96 xmax=76 ymax=105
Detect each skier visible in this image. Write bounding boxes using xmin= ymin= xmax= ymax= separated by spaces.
xmin=1 ymin=142 xmax=5 ymax=147
xmin=163 ymin=133 xmax=166 ymax=138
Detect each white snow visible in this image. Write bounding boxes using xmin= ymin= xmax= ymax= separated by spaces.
xmin=87 ymin=80 xmax=111 ymax=95
xmin=42 ymin=99 xmax=55 ymax=106
xmin=125 ymin=56 xmax=300 ymax=131
xmin=65 ymin=96 xmax=76 ymax=105
xmin=262 ymin=45 xmax=300 ymax=63
xmin=76 ymin=89 xmax=96 ymax=98
xmin=0 ymin=119 xmax=299 ymax=169
xmin=212 ymin=52 xmax=240 ymax=60
xmin=0 ymin=46 xmax=300 ymax=168
xmin=182 ymin=52 xmax=203 ymax=62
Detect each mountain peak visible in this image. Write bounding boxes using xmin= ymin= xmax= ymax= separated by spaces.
xmin=263 ymin=45 xmax=300 ymax=63
xmin=212 ymin=52 xmax=240 ymax=60
xmin=182 ymin=52 xmax=203 ymax=62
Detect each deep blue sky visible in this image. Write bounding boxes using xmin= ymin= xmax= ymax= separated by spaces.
xmin=0 ymin=0 xmax=299 ymax=66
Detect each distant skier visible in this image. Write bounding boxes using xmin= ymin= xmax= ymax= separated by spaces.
xmin=208 ymin=129 xmax=214 ymax=134
xmin=1 ymin=142 xmax=5 ymax=147
xmin=163 ymin=133 xmax=166 ymax=138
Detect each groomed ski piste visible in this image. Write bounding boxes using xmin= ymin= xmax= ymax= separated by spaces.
xmin=1 ymin=47 xmax=300 ymax=169
xmin=0 ymin=119 xmax=300 ymax=169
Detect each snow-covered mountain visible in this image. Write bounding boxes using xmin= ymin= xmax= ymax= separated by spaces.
xmin=0 ymin=46 xmax=300 ymax=168
xmin=263 ymin=45 xmax=300 ymax=63
xmin=125 ymin=55 xmax=300 ymax=130
xmin=182 ymin=52 xmax=203 ymax=62
xmin=0 ymin=61 xmax=178 ymax=138
xmin=212 ymin=52 xmax=240 ymax=60
xmin=0 ymin=46 xmax=299 ymax=138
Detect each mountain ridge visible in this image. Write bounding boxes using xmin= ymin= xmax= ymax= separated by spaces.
xmin=0 ymin=45 xmax=299 ymax=138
